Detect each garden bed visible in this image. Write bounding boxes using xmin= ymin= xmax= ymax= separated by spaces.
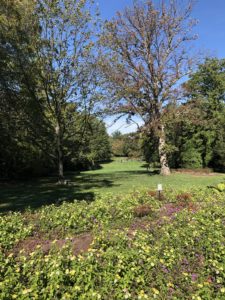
xmin=1 ymin=189 xmax=225 ymax=299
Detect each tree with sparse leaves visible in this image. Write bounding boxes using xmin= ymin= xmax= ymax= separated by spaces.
xmin=99 ymin=0 xmax=197 ymax=175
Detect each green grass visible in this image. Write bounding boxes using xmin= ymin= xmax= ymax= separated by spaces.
xmin=0 ymin=158 xmax=224 ymax=213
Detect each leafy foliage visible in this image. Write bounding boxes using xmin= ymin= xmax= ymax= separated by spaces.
xmin=1 ymin=189 xmax=225 ymax=299
xmin=181 ymin=58 xmax=225 ymax=170
xmin=143 ymin=58 xmax=225 ymax=170
xmin=110 ymin=131 xmax=141 ymax=158
xmin=0 ymin=0 xmax=107 ymax=180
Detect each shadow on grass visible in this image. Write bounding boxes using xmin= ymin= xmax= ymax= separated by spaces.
xmin=0 ymin=166 xmax=163 ymax=214
xmin=0 ymin=173 xmax=117 ymax=214
xmin=139 ymin=164 xmax=160 ymax=175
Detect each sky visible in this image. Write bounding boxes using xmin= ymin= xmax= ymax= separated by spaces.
xmin=97 ymin=0 xmax=225 ymax=135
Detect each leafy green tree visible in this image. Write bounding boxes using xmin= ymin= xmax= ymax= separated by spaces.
xmin=63 ymin=111 xmax=111 ymax=170
xmin=110 ymin=131 xmax=141 ymax=158
xmin=110 ymin=131 xmax=125 ymax=157
xmin=141 ymin=131 xmax=159 ymax=166
xmin=0 ymin=0 xmax=50 ymax=178
xmin=184 ymin=58 xmax=225 ymax=170
xmin=122 ymin=133 xmax=142 ymax=158
xmin=0 ymin=0 xmax=100 ymax=182
xmin=0 ymin=0 xmax=110 ymax=180
xmin=78 ymin=118 xmax=111 ymax=169
xmin=30 ymin=0 xmax=100 ymax=182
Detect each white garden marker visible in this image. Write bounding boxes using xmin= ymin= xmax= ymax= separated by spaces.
xmin=157 ymin=184 xmax=163 ymax=200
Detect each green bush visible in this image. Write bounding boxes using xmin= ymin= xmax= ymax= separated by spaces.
xmin=180 ymin=141 xmax=203 ymax=168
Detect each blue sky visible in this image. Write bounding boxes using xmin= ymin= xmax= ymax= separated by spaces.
xmin=97 ymin=0 xmax=225 ymax=134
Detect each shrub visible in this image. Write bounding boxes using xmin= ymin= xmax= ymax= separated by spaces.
xmin=176 ymin=192 xmax=192 ymax=202
xmin=133 ymin=204 xmax=152 ymax=217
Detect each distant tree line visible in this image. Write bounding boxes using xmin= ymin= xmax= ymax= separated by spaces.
xmin=110 ymin=131 xmax=141 ymax=159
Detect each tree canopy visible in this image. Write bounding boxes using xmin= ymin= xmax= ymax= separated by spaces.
xmin=0 ymin=0 xmax=110 ymax=180
xmin=99 ymin=0 xmax=197 ymax=175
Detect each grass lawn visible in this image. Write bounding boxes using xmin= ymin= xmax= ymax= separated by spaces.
xmin=0 ymin=158 xmax=224 ymax=213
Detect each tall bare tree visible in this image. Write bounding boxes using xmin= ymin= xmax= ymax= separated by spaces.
xmin=99 ymin=0 xmax=197 ymax=175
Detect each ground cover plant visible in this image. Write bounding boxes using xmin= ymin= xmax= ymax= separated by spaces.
xmin=1 ymin=187 xmax=225 ymax=299
xmin=0 ymin=159 xmax=224 ymax=213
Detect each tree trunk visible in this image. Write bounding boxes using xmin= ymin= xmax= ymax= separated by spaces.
xmin=158 ymin=125 xmax=171 ymax=176
xmin=55 ymin=123 xmax=64 ymax=184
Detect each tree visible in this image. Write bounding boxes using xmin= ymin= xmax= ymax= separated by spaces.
xmin=64 ymin=113 xmax=111 ymax=170
xmin=0 ymin=0 xmax=103 ymax=181
xmin=0 ymin=0 xmax=51 ymax=178
xmin=184 ymin=58 xmax=225 ymax=171
xmin=110 ymin=131 xmax=125 ymax=157
xmin=19 ymin=0 xmax=99 ymax=183
xmin=111 ymin=132 xmax=141 ymax=158
xmin=78 ymin=117 xmax=111 ymax=168
xmin=99 ymin=0 xmax=197 ymax=175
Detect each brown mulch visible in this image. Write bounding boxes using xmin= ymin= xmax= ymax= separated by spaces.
xmin=129 ymin=201 xmax=198 ymax=235
xmin=173 ymin=168 xmax=216 ymax=176
xmin=13 ymin=233 xmax=93 ymax=256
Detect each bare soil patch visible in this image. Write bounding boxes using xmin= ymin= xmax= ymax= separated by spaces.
xmin=172 ymin=168 xmax=216 ymax=176
xmin=157 ymin=202 xmax=198 ymax=224
xmin=13 ymin=233 xmax=93 ymax=256
xmin=129 ymin=201 xmax=198 ymax=234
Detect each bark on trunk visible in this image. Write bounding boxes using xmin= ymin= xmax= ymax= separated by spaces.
xmin=55 ymin=123 xmax=64 ymax=183
xmin=158 ymin=125 xmax=171 ymax=176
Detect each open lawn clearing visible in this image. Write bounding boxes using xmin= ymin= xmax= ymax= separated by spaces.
xmin=0 ymin=159 xmax=224 ymax=213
